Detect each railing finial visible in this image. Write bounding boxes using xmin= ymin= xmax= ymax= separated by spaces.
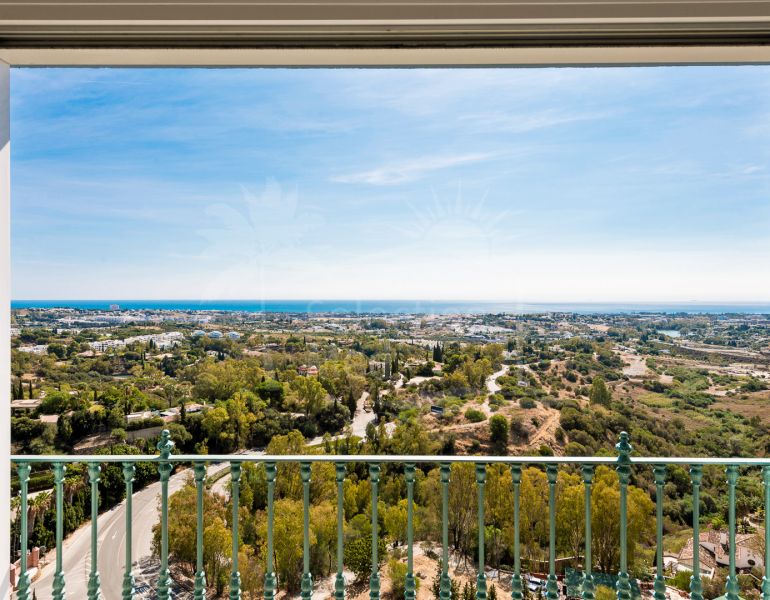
xmin=157 ymin=429 xmax=175 ymax=459
xmin=615 ymin=431 xmax=632 ymax=463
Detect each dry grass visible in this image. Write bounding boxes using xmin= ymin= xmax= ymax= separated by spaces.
xmin=713 ymin=392 xmax=770 ymax=424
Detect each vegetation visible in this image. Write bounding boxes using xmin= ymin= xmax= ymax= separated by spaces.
xmin=9 ymin=307 xmax=770 ymax=598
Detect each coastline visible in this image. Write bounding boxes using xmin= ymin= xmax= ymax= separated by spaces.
xmin=11 ymin=299 xmax=770 ymax=315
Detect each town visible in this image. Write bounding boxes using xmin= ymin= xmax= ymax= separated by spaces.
xmin=9 ymin=305 xmax=770 ymax=599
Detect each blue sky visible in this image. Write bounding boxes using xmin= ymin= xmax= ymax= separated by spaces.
xmin=10 ymin=67 xmax=770 ymax=302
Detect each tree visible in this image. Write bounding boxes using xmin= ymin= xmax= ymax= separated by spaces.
xmin=489 ymin=414 xmax=509 ymax=454
xmin=47 ymin=343 xmax=66 ymax=359
xmin=591 ymin=466 xmax=654 ymax=573
xmin=484 ymin=465 xmax=513 ymax=568
xmin=271 ymin=499 xmax=309 ymax=592
xmin=344 ymin=534 xmax=386 ymax=582
xmin=56 ymin=415 xmax=73 ymax=445
xmin=239 ymin=545 xmax=265 ymax=600
xmin=200 ymin=393 xmax=258 ymax=453
xmin=444 ymin=463 xmax=477 ymax=557
xmin=292 ymin=376 xmax=327 ymax=416
xmin=589 ymin=377 xmax=611 ymax=406
xmin=310 ymin=503 xmax=338 ymax=577
xmin=510 ymin=416 xmax=529 ymax=443
xmin=257 ymin=379 xmax=285 ymax=408
xmin=156 ymin=477 xmax=228 ymax=578
xmin=266 ymin=431 xmax=307 ymax=500
xmin=555 ymin=472 xmax=584 ymax=566
xmin=383 ymin=499 xmax=409 ymax=546
xmin=595 ymin=586 xmax=615 ymax=600
xmin=38 ymin=391 xmax=72 ymax=415
xmin=388 ymin=558 xmax=419 ymax=599
xmin=431 ymin=562 xmax=460 ymax=600
xmin=204 ymin=516 xmax=232 ymax=596
xmin=462 ymin=581 xmax=477 ymax=600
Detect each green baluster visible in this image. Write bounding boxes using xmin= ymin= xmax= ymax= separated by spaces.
xmin=763 ymin=466 xmax=770 ymax=600
xmin=405 ymin=463 xmax=417 ymax=600
xmin=615 ymin=432 xmax=632 ymax=600
xmin=157 ymin=430 xmax=175 ymax=600
xmin=122 ymin=462 xmax=136 ymax=600
xmin=194 ymin=461 xmax=207 ymax=600
xmin=546 ymin=465 xmax=558 ymax=600
xmin=16 ymin=462 xmax=31 ymax=600
xmin=725 ymin=466 xmax=740 ymax=600
xmin=653 ymin=466 xmax=667 ymax=600
xmin=477 ymin=463 xmax=487 ymax=600
xmin=264 ymin=462 xmax=277 ymax=600
xmin=52 ymin=463 xmax=66 ymax=600
xmin=230 ymin=462 xmax=242 ymax=600
xmin=335 ymin=463 xmax=346 ymax=600
xmin=690 ymin=465 xmax=703 ymax=600
xmin=582 ymin=465 xmax=594 ymax=600
xmin=370 ymin=463 xmax=381 ymax=600
xmin=87 ymin=462 xmax=102 ymax=600
xmin=301 ymin=462 xmax=313 ymax=600
xmin=511 ymin=465 xmax=523 ymax=600
xmin=440 ymin=463 xmax=451 ymax=600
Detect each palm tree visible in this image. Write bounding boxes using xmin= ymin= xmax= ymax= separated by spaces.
xmin=27 ymin=491 xmax=52 ymax=537
xmin=64 ymin=469 xmax=87 ymax=505
xmin=10 ymin=495 xmax=21 ymax=560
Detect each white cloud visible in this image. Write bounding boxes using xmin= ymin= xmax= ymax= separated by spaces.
xmin=331 ymin=153 xmax=494 ymax=185
xmin=458 ymin=109 xmax=613 ymax=133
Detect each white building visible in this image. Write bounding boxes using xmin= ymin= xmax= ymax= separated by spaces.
xmin=125 ymin=410 xmax=154 ymax=423
xmin=208 ymin=330 xmax=223 ymax=339
xmin=90 ymin=331 xmax=184 ymax=352
xmin=226 ymin=331 xmax=241 ymax=340
xmin=17 ymin=345 xmax=49 ymax=355
xmin=89 ymin=339 xmax=126 ymax=352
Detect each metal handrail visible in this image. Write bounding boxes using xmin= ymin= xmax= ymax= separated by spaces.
xmin=11 ymin=454 xmax=770 ymax=466
xmin=10 ymin=431 xmax=770 ymax=600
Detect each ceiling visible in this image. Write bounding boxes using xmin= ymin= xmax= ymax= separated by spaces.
xmin=1 ymin=1 xmax=769 ymax=48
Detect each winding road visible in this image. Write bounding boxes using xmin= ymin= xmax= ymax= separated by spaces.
xmin=32 ymin=462 xmax=222 ymax=600
xmin=30 ymin=373 xmax=419 ymax=598
xmin=480 ymin=365 xmax=509 ymax=415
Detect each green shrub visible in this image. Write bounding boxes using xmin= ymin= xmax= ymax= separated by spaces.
xmin=345 ymin=534 xmax=386 ymax=582
xmin=465 ymin=409 xmax=486 ymax=423
xmin=389 ymin=558 xmax=419 ymax=599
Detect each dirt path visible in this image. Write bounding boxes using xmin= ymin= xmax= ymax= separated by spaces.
xmin=479 ymin=365 xmax=509 ymax=416
xmin=620 ymin=351 xmax=649 ymax=377
xmin=438 ymin=403 xmax=561 ymax=454
xmin=523 ymin=408 xmax=561 ymax=451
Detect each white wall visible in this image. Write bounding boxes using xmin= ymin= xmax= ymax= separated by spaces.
xmin=0 ymin=59 xmax=11 ymax=599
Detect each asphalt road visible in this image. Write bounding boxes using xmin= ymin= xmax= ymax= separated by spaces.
xmin=29 ymin=373 xmax=428 ymax=598
xmin=32 ymin=463 xmax=221 ymax=600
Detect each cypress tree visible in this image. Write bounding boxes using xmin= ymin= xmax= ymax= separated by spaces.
xmin=346 ymin=391 xmax=356 ymax=416
xmin=589 ymin=376 xmax=612 ymax=406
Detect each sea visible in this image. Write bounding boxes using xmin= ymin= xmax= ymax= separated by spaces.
xmin=10 ymin=300 xmax=770 ymax=315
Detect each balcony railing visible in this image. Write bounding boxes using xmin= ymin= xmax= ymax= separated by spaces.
xmin=10 ymin=431 xmax=770 ymax=600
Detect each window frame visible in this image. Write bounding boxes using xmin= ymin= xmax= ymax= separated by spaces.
xmin=2 ymin=2 xmax=770 ymax=594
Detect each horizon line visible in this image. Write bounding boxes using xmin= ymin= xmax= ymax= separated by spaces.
xmin=11 ymin=299 xmax=770 ymax=305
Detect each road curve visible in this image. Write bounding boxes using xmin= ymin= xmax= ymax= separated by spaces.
xmin=32 ymin=463 xmax=221 ymax=600
xmin=33 ymin=377 xmax=401 ymax=597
